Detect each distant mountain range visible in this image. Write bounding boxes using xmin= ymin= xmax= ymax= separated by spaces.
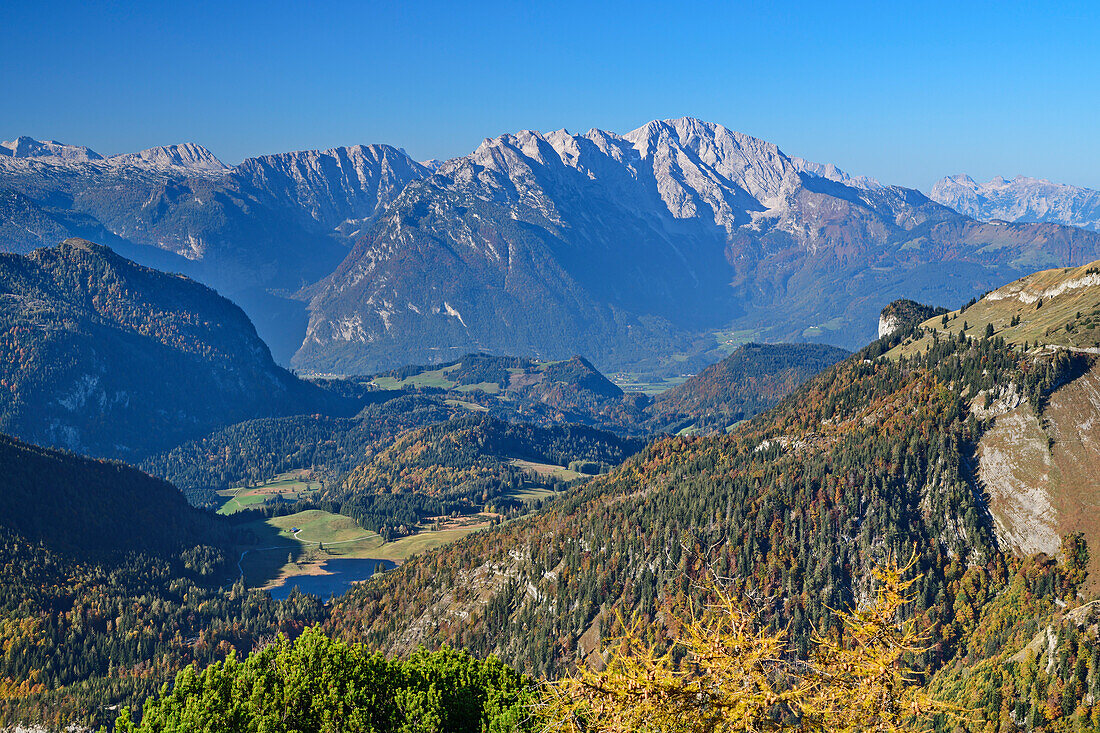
xmin=931 ymin=174 xmax=1100 ymax=232
xmin=4 ymin=120 xmax=1100 ymax=375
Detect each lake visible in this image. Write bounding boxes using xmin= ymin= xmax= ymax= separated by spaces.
xmin=267 ymin=558 xmax=396 ymax=600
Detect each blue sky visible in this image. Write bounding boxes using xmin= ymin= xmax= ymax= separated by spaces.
xmin=3 ymin=0 xmax=1098 ymax=191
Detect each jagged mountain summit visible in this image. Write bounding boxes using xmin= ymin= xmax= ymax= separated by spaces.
xmin=930 ymin=174 xmax=1100 ymax=232
xmin=294 ymin=117 xmax=1100 ymax=373
xmin=0 ymin=136 xmax=103 ymax=162
xmin=107 ymin=142 xmax=229 ymax=173
xmin=0 ymin=136 xmax=228 ymax=173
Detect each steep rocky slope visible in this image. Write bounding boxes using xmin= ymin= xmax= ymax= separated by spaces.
xmin=931 ymin=174 xmax=1100 ymax=231
xmin=889 ymin=261 xmax=1100 ymax=587
xmin=0 ymin=238 xmax=341 ymax=458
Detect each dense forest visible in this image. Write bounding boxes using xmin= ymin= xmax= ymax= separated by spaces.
xmin=0 ymin=534 xmax=326 ymax=729
xmin=0 ymin=433 xmax=223 ymax=557
xmin=324 ymin=415 xmax=645 ymax=538
xmin=140 ymin=394 xmax=458 ymax=498
xmin=0 ymin=436 xmax=332 ymax=728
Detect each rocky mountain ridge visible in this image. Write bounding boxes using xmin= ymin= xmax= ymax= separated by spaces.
xmin=296 ymin=117 xmax=1100 ymax=373
xmin=6 ymin=122 xmax=1100 ymax=375
xmin=1 ymin=136 xmax=229 ymax=174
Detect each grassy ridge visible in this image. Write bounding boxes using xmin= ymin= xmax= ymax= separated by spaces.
xmin=892 ymin=261 xmax=1100 ymax=358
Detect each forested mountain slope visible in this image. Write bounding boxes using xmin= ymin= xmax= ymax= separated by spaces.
xmin=366 ymin=353 xmax=648 ymax=431
xmin=0 ymin=238 xmax=343 ymax=458
xmin=0 ymin=428 xmax=330 ymax=728
xmin=324 ymin=414 xmax=644 ymax=538
xmin=323 ymin=287 xmax=1100 ymax=730
xmin=330 ymin=332 xmax=1010 ymax=668
xmin=0 ymin=433 xmax=217 ymax=558
xmin=646 ymin=342 xmax=849 ymax=433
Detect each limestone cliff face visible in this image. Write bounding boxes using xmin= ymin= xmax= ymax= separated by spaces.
xmin=876 ymin=299 xmax=947 ymax=340
xmin=878 ymin=314 xmax=901 ymax=339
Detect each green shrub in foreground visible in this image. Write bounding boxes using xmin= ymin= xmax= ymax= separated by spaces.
xmin=116 ymin=627 xmax=538 ymax=733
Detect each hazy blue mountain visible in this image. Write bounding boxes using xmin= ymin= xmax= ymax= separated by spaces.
xmin=930 ymin=174 xmax=1100 ymax=232
xmin=0 ymin=238 xmax=344 ymax=458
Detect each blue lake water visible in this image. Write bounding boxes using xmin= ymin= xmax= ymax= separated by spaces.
xmin=267 ymin=558 xmax=396 ymax=600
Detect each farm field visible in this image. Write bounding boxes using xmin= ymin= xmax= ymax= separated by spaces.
xmin=508 ymin=458 xmax=587 ymax=482
xmin=236 ymin=508 xmax=492 ymax=588
xmin=445 ymin=398 xmax=489 ymax=411
xmin=216 ymin=469 xmax=319 ymax=515
xmin=371 ymin=365 xmax=459 ymax=390
xmin=609 ymin=373 xmax=689 ymax=395
xmin=711 ymin=326 xmax=762 ymax=354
